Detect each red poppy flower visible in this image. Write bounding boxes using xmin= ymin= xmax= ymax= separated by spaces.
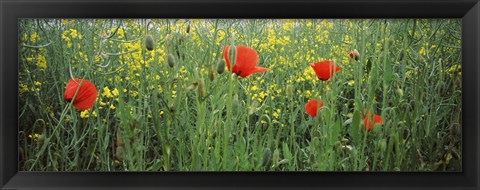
xmin=64 ymin=78 xmax=97 ymax=111
xmin=362 ymin=111 xmax=384 ymax=131
xmin=222 ymin=45 xmax=268 ymax=78
xmin=305 ymin=99 xmax=325 ymax=117
xmin=310 ymin=60 xmax=341 ymax=81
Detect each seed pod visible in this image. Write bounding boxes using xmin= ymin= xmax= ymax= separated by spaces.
xmin=167 ymin=54 xmax=175 ymax=68
xmin=216 ymin=59 xmax=225 ymax=74
xmin=144 ymin=35 xmax=154 ymax=51
xmin=261 ymin=148 xmax=272 ymax=168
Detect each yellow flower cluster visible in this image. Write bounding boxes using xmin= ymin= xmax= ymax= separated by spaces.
xmin=30 ymin=32 xmax=40 ymax=43
xmin=36 ymin=55 xmax=47 ymax=70
xmin=62 ymin=29 xmax=83 ymax=41
xmin=80 ymin=109 xmax=97 ymax=118
xmin=102 ymin=86 xmax=119 ymax=98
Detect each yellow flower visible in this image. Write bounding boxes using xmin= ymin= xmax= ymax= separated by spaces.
xmin=99 ymin=100 xmax=107 ymax=106
xmin=273 ymin=112 xmax=279 ymax=119
xmin=419 ymin=47 xmax=426 ymax=55
xmin=273 ymin=109 xmax=281 ymax=119
xmin=91 ymin=111 xmax=97 ymax=117
xmin=259 ymin=91 xmax=267 ymax=99
xmin=304 ymin=90 xmax=312 ymax=98
xmin=347 ymin=80 xmax=355 ymax=86
xmin=80 ymin=110 xmax=90 ymax=118
xmin=116 ymin=28 xmax=125 ymax=38
xmin=36 ymin=55 xmax=47 ymax=70
xmin=28 ymin=133 xmax=40 ymax=139
xmin=110 ymin=104 xmax=116 ymax=110
xmin=102 ymin=87 xmax=113 ymax=98
xmin=30 ymin=32 xmax=40 ymax=42
xmin=69 ymin=29 xmax=82 ymax=39
xmin=19 ymin=84 xmax=29 ymax=93
xmin=112 ymin=88 xmax=119 ymax=97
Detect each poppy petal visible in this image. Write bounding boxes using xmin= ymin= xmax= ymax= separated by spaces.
xmin=310 ymin=60 xmax=340 ymax=81
xmin=363 ymin=113 xmax=384 ymax=132
xmin=64 ymin=78 xmax=97 ymax=111
xmin=223 ymin=45 xmax=267 ymax=78
xmin=239 ymin=66 xmax=268 ymax=78
xmin=305 ymin=99 xmax=318 ymax=117
xmin=234 ymin=45 xmax=259 ymax=71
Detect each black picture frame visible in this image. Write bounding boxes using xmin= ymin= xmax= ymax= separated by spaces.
xmin=1 ymin=0 xmax=479 ymax=189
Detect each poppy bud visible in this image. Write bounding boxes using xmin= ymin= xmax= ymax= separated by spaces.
xmin=186 ymin=23 xmax=191 ymax=34
xmin=187 ymin=82 xmax=199 ymax=91
xmin=262 ymin=148 xmax=272 ymax=168
xmin=228 ymin=46 xmax=236 ymax=68
xmin=312 ymin=137 xmax=320 ymax=147
xmin=167 ymin=54 xmax=175 ymax=68
xmin=232 ymin=94 xmax=240 ymax=114
xmin=378 ymin=139 xmax=387 ymax=152
xmin=209 ymin=68 xmax=215 ymax=81
xmin=168 ymin=102 xmax=175 ymax=113
xmin=163 ymin=34 xmax=172 ymax=45
xmin=396 ymin=88 xmax=404 ymax=97
xmin=286 ymin=84 xmax=294 ymax=97
xmin=197 ymin=80 xmax=205 ymax=98
xmin=398 ymin=50 xmax=405 ymax=61
xmin=144 ymin=35 xmax=154 ymax=51
xmin=349 ymin=49 xmax=360 ymax=61
xmin=38 ymin=134 xmax=45 ymax=142
xmin=216 ymin=59 xmax=225 ymax=74
xmin=272 ymin=149 xmax=280 ymax=167
xmin=165 ymin=145 xmax=171 ymax=156
xmin=116 ymin=146 xmax=125 ymax=161
xmin=36 ymin=134 xmax=45 ymax=148
xmin=248 ymin=101 xmax=258 ymax=115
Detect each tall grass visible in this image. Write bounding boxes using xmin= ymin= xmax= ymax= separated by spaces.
xmin=19 ymin=19 xmax=462 ymax=171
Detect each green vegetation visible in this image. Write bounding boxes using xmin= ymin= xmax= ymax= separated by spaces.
xmin=19 ymin=19 xmax=462 ymax=171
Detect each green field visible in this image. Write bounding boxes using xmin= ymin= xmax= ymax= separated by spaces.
xmin=19 ymin=19 xmax=462 ymax=171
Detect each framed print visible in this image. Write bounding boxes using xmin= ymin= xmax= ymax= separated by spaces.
xmin=1 ymin=0 xmax=479 ymax=189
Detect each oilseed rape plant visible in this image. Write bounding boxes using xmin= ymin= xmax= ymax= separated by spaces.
xmin=19 ymin=19 xmax=462 ymax=171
